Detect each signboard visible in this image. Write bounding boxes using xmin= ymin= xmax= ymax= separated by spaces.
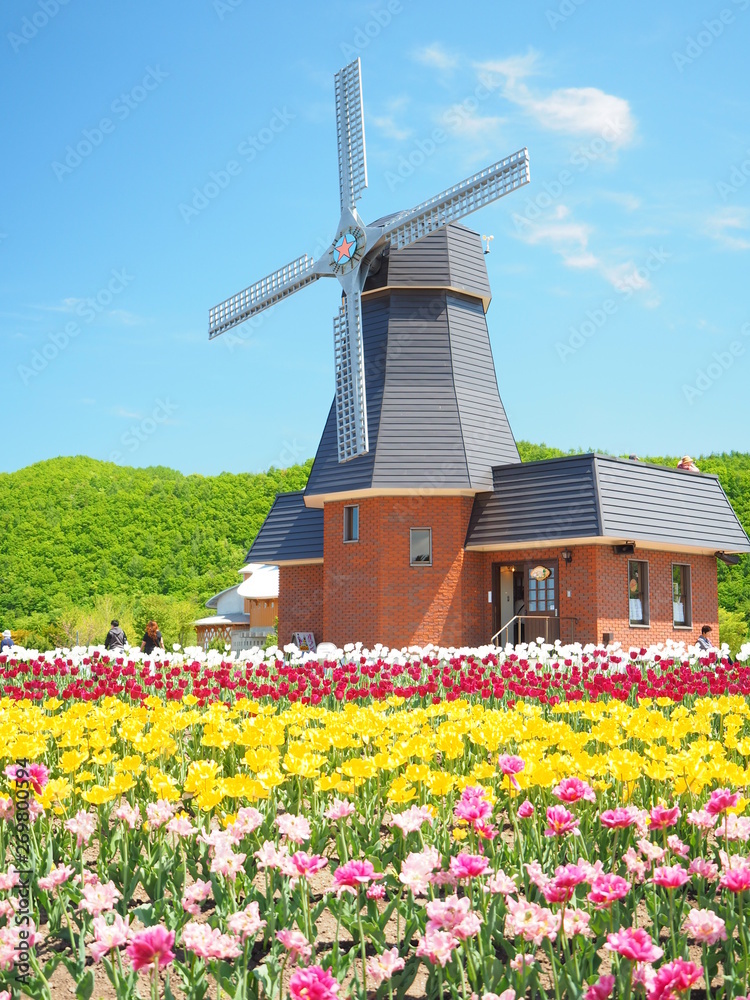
xmin=292 ymin=632 xmax=317 ymax=653
xmin=529 ymin=565 xmax=551 ymax=581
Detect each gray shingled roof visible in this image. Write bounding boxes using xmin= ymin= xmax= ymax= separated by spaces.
xmin=245 ymin=491 xmax=323 ymax=564
xmin=465 ymin=454 xmax=750 ymax=553
xmin=304 ymin=225 xmax=519 ymax=499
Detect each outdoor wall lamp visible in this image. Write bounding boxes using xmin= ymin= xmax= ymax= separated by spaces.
xmin=561 ymin=549 xmax=573 ymax=564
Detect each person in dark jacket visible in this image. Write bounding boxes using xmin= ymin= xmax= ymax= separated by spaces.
xmin=141 ymin=620 xmax=165 ymax=655
xmin=104 ymin=620 xmax=127 ymax=650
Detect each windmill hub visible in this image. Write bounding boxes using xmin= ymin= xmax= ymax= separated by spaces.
xmin=208 ymin=57 xmax=530 ymax=464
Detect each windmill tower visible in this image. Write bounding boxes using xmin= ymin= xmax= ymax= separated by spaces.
xmin=209 ymin=59 xmax=531 ymax=648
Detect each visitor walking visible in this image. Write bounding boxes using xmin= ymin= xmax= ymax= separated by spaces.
xmin=141 ymin=620 xmax=165 ymax=656
xmin=104 ymin=619 xmax=127 ymax=651
xmin=0 ymin=630 xmax=13 ymax=651
xmin=696 ymin=625 xmax=714 ymax=651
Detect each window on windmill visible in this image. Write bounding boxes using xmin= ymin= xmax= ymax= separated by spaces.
xmin=628 ymin=560 xmax=649 ymax=626
xmin=672 ymin=564 xmax=692 ymax=627
xmin=344 ymin=504 xmax=359 ymax=542
xmin=410 ymin=528 xmax=432 ymax=566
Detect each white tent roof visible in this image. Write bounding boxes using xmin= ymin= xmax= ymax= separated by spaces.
xmin=237 ymin=563 xmax=279 ymax=599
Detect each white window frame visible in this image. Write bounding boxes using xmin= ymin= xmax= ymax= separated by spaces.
xmin=672 ymin=563 xmax=692 ymax=629
xmin=628 ymin=558 xmax=650 ymax=627
xmin=343 ymin=504 xmax=359 ymax=543
xmin=410 ymin=527 xmax=432 ymax=567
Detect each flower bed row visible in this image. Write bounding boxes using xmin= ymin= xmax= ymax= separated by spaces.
xmin=1 ymin=640 xmax=749 ymax=707
xmin=2 ymin=693 xmax=750 ymax=997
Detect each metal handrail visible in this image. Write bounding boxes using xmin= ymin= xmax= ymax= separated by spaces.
xmin=491 ymin=615 xmax=579 ymax=648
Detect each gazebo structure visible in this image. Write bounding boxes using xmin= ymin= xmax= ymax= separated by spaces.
xmin=194 ymin=563 xmax=278 ymax=651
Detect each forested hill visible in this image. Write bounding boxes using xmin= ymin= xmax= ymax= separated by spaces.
xmin=0 ymin=456 xmax=311 ymax=646
xmin=0 ymin=447 xmax=748 ymax=649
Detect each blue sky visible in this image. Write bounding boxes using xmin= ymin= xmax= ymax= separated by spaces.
xmin=2 ymin=0 xmax=749 ymax=476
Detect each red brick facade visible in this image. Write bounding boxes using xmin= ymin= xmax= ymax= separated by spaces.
xmin=278 ymin=564 xmax=324 ymax=646
xmin=277 ymin=496 xmax=720 ymax=649
xmin=322 ymin=496 xmax=476 ymax=648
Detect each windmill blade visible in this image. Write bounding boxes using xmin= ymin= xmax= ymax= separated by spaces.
xmin=382 ymin=148 xmax=530 ymax=250
xmin=208 ymin=254 xmax=320 ymax=339
xmin=335 ymin=58 xmax=368 ymax=212
xmin=333 ymin=290 xmax=369 ymax=462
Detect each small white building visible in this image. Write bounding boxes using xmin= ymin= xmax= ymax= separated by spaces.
xmin=194 ymin=563 xmax=279 ymax=652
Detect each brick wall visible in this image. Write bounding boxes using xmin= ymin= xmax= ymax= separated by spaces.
xmin=277 ymin=531 xmax=720 ymax=650
xmin=477 ymin=546 xmax=598 ymax=644
xmin=277 ymin=564 xmax=323 ymax=646
xmin=596 ymin=547 xmax=718 ymax=646
xmin=323 ymin=496 xmax=476 ymax=648
xmin=479 ymin=545 xmax=718 ymax=647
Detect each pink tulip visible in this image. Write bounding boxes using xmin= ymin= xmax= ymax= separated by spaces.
xmin=648 ymin=804 xmax=680 ymax=830
xmin=587 ymin=873 xmax=630 ymax=909
xmin=517 ymin=799 xmax=535 ymax=819
xmin=648 ymin=958 xmax=702 ymax=1000
xmin=719 ymin=867 xmax=750 ymax=892
xmin=126 ymin=925 xmax=176 ymax=971
xmin=599 ymin=807 xmax=637 ymax=829
xmin=544 ymin=805 xmax=580 ymax=837
xmin=585 ymin=974 xmax=615 ymax=1000
xmin=651 ymin=864 xmax=690 ymax=890
xmin=705 ymin=787 xmax=740 ymax=816
xmin=367 ymin=947 xmax=405 ymax=987
xmin=605 ymin=927 xmax=663 ymax=963
xmin=332 ymin=859 xmax=384 ymax=895
xmin=682 ymin=908 xmax=727 ymax=946
xmin=276 ymin=929 xmax=312 ymax=964
xmin=497 ymin=754 xmax=525 ymax=788
xmin=552 ymin=777 xmax=596 ymax=804
xmin=289 ymin=965 xmax=340 ymax=1000
xmin=449 ymin=853 xmax=490 ymax=880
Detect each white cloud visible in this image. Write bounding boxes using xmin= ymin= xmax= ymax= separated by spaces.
xmin=705 ymin=208 xmax=750 ymax=251
xmin=514 ymin=204 xmax=597 ymax=269
xmin=515 ymin=204 xmax=663 ymax=302
xmin=371 ymin=96 xmax=413 ymax=141
xmin=599 ymin=191 xmax=642 ymax=212
xmin=371 ymin=116 xmax=412 ymax=140
xmin=476 ymin=52 xmax=636 ymax=148
xmin=413 ymin=43 xmax=459 ymax=71
xmin=442 ymin=105 xmax=505 ymax=140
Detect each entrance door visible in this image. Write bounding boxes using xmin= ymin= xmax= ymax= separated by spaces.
xmin=526 ymin=560 xmax=559 ymax=641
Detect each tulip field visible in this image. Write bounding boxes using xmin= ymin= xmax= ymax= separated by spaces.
xmin=2 ymin=640 xmax=750 ymax=1000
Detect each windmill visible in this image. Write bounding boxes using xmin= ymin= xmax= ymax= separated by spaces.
xmin=208 ymin=58 xmax=530 ymax=464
